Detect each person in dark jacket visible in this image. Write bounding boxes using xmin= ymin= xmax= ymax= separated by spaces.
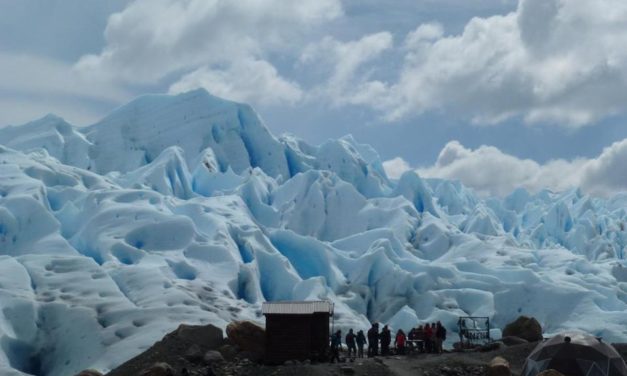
xmin=367 ymin=323 xmax=379 ymax=357
xmin=330 ymin=330 xmax=342 ymax=363
xmin=356 ymin=330 xmax=367 ymax=358
xmin=416 ymin=325 xmax=425 ymax=353
xmin=380 ymin=325 xmax=392 ymax=355
xmin=435 ymin=321 xmax=447 ymax=354
xmin=346 ymin=329 xmax=357 ymax=360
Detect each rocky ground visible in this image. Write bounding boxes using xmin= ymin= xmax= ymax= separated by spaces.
xmin=93 ymin=319 xmax=627 ymax=376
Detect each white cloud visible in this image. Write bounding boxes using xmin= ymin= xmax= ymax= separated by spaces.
xmin=580 ymin=140 xmax=627 ymax=197
xmin=382 ymin=157 xmax=412 ymax=179
xmin=168 ymin=59 xmax=303 ymax=105
xmin=0 ymin=53 xmax=131 ymax=126
xmin=75 ymin=0 xmax=342 ymax=90
xmin=417 ymin=140 xmax=627 ymax=197
xmin=347 ymin=0 xmax=627 ymax=126
xmin=0 ymin=54 xmax=129 ymax=103
xmin=300 ymin=32 xmax=393 ymax=107
xmin=0 ymin=97 xmax=104 ymax=127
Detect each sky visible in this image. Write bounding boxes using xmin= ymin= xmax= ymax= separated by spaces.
xmin=3 ymin=0 xmax=627 ymax=197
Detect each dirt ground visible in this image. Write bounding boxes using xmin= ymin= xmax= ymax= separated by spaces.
xmin=240 ymin=342 xmax=627 ymax=376
xmin=212 ymin=342 xmax=536 ymax=376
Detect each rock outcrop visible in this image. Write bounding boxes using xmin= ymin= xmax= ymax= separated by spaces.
xmin=225 ymin=321 xmax=266 ymax=359
xmin=502 ymin=316 xmax=542 ymax=342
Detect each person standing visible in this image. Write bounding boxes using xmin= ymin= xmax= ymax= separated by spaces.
xmin=395 ymin=329 xmax=407 ymax=355
xmin=380 ymin=325 xmax=392 ymax=355
xmin=407 ymin=328 xmax=416 ymax=352
xmin=330 ymin=330 xmax=342 ymax=363
xmin=436 ymin=321 xmax=447 ymax=354
xmin=346 ymin=329 xmax=357 ymax=360
xmin=416 ymin=325 xmax=425 ymax=353
xmin=356 ymin=330 xmax=367 ymax=358
xmin=367 ymin=323 xmax=379 ymax=357
xmin=430 ymin=323 xmax=437 ymax=353
xmin=424 ymin=323 xmax=433 ymax=353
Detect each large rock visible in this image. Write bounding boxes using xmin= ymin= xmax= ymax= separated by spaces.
xmin=502 ymin=316 xmax=542 ymax=342
xmin=203 ymin=350 xmax=225 ymax=365
xmin=138 ymin=362 xmax=175 ymax=376
xmin=174 ymin=324 xmax=224 ymax=350
xmin=487 ymin=356 xmax=511 ymax=376
xmin=225 ymin=321 xmax=265 ymax=358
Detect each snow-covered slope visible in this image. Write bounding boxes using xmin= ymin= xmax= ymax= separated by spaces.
xmin=0 ymin=89 xmax=626 ymax=375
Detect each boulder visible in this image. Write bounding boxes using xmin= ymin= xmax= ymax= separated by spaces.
xmin=225 ymin=321 xmax=265 ymax=358
xmin=487 ymin=356 xmax=511 ymax=376
xmin=138 ymin=362 xmax=175 ymax=376
xmin=502 ymin=316 xmax=542 ymax=342
xmin=174 ymin=324 xmax=224 ymax=350
xmin=501 ymin=336 xmax=529 ymax=346
xmin=74 ymin=370 xmax=103 ymax=376
xmin=203 ymin=350 xmax=225 ymax=364
xmin=537 ymin=370 xmax=565 ymax=376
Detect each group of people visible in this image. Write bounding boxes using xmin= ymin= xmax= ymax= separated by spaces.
xmin=329 ymin=321 xmax=447 ymax=362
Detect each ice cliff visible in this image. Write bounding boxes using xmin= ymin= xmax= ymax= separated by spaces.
xmin=0 ymin=89 xmax=626 ymax=375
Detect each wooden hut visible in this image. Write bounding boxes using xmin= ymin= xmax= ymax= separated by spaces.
xmin=262 ymin=301 xmax=334 ymax=364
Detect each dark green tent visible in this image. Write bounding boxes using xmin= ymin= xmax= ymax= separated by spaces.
xmin=522 ymin=332 xmax=627 ymax=376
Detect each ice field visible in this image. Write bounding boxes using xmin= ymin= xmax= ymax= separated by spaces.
xmin=0 ymin=89 xmax=626 ymax=375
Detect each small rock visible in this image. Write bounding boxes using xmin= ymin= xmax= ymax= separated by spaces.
xmin=185 ymin=344 xmax=204 ymax=363
xmin=238 ymin=350 xmax=262 ymax=362
xmin=537 ymin=370 xmax=565 ymax=376
xmin=204 ymin=350 xmax=225 ymax=364
xmin=218 ymin=344 xmax=238 ymax=361
xmin=481 ymin=342 xmax=506 ymax=352
xmin=340 ymin=366 xmax=355 ymax=375
xmin=138 ymin=362 xmax=175 ymax=376
xmin=487 ymin=356 xmax=511 ymax=376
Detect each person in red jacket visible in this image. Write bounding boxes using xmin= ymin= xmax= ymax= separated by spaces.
xmin=424 ymin=323 xmax=433 ymax=353
xmin=395 ymin=329 xmax=407 ymax=355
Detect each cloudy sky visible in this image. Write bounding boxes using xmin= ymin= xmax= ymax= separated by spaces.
xmin=3 ymin=0 xmax=627 ymax=196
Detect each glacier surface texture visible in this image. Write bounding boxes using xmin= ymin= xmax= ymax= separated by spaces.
xmin=0 ymin=89 xmax=626 ymax=375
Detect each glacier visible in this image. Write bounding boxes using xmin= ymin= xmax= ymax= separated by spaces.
xmin=0 ymin=89 xmax=625 ymax=375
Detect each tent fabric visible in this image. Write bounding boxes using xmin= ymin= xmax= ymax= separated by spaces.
xmin=522 ymin=332 xmax=627 ymax=376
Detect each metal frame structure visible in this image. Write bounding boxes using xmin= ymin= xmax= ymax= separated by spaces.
xmin=457 ymin=316 xmax=491 ymax=347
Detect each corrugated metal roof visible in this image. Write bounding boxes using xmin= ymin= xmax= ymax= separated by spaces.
xmin=262 ymin=301 xmax=333 ymax=315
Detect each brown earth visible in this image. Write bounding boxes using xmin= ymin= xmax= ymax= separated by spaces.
xmin=103 ymin=322 xmax=627 ymax=376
